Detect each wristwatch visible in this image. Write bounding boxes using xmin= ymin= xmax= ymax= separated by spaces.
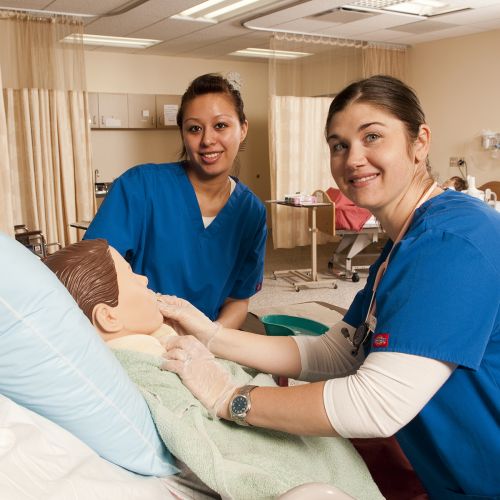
xmin=229 ymin=385 xmax=257 ymax=426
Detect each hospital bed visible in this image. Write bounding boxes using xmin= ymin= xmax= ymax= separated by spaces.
xmin=312 ymin=190 xmax=384 ymax=282
xmin=2 ymin=230 xmax=372 ymax=500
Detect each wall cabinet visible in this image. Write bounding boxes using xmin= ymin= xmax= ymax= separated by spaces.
xmin=88 ymin=92 xmax=181 ymax=130
xmin=128 ymin=94 xmax=156 ymax=128
xmin=98 ymin=93 xmax=129 ymax=128
xmin=88 ymin=92 xmax=99 ymax=128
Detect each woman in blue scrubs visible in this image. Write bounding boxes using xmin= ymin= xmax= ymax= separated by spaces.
xmin=159 ymin=75 xmax=500 ymax=499
xmin=84 ymin=74 xmax=267 ymax=329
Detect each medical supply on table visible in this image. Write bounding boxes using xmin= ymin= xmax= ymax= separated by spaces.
xmin=284 ymin=193 xmax=317 ymax=205
xmin=464 ymin=176 xmax=499 ymax=207
xmin=464 ymin=175 xmax=485 ymax=201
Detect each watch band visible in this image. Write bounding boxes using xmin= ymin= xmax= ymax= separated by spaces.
xmin=229 ymin=384 xmax=257 ymax=426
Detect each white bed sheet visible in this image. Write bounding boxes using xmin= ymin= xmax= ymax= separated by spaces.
xmin=0 ymin=394 xmax=176 ymax=500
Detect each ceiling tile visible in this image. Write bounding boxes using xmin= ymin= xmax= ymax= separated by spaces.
xmin=391 ymin=20 xmax=459 ymax=34
xmin=49 ymin=0 xmax=126 ymax=16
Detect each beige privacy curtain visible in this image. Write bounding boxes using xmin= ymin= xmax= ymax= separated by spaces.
xmin=270 ymin=96 xmax=333 ymax=248
xmin=269 ymin=33 xmax=407 ymax=248
xmin=0 ymin=66 xmax=14 ymax=236
xmin=0 ymin=12 xmax=93 ymax=247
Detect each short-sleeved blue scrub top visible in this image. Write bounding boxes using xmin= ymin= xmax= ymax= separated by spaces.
xmin=84 ymin=162 xmax=267 ymax=321
xmin=344 ymin=190 xmax=500 ymax=499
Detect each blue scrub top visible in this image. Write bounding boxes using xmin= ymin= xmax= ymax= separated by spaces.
xmin=344 ymin=190 xmax=500 ymax=499
xmin=84 ymin=162 xmax=267 ymax=320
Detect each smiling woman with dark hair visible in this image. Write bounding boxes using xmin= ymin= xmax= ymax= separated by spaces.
xmin=84 ymin=73 xmax=267 ymax=331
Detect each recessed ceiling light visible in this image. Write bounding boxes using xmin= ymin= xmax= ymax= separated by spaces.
xmin=179 ymin=0 xmax=227 ymax=17
xmin=63 ymin=34 xmax=161 ymax=49
xmin=172 ymin=0 xmax=267 ymax=23
xmin=230 ymin=48 xmax=312 ymax=59
xmin=343 ymin=0 xmax=466 ymax=17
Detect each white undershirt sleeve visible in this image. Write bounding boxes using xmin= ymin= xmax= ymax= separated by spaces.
xmin=324 ymin=352 xmax=456 ymax=438
xmin=291 ymin=321 xmax=365 ymax=381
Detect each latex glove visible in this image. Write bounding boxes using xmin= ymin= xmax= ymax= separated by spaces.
xmin=160 ymin=335 xmax=236 ymax=419
xmin=157 ymin=294 xmax=221 ymax=348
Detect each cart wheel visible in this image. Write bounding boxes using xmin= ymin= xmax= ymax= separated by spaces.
xmin=352 ymin=273 xmax=360 ymax=283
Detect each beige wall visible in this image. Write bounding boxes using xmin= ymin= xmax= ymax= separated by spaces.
xmin=85 ymin=51 xmax=270 ymax=201
xmin=87 ymin=28 xmax=500 ymax=206
xmin=409 ymin=29 xmax=500 ymax=186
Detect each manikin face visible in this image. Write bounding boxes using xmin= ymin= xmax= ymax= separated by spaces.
xmin=109 ymin=248 xmax=163 ymax=335
xmin=326 ymin=102 xmax=427 ymax=214
xmin=181 ymin=93 xmax=248 ymax=179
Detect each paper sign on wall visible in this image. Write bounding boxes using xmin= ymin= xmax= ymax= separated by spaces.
xmin=163 ymin=104 xmax=178 ymax=126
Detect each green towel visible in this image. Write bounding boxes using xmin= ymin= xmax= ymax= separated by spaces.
xmin=114 ymin=349 xmax=383 ymax=500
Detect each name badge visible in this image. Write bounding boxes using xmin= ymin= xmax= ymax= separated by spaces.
xmin=367 ymin=313 xmax=377 ymax=333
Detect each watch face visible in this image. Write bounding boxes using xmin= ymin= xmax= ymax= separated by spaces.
xmin=231 ymin=395 xmax=248 ymax=416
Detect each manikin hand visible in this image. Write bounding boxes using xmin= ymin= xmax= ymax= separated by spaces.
xmin=157 ymin=294 xmax=221 ymax=347
xmin=160 ymin=335 xmax=237 ymax=418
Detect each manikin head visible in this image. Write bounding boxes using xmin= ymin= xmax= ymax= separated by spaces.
xmin=44 ymin=239 xmax=163 ymax=341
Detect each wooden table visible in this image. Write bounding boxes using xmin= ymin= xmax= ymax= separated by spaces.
xmin=266 ymin=201 xmax=337 ymax=291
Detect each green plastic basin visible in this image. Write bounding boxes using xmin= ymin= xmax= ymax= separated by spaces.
xmin=261 ymin=314 xmax=329 ymax=337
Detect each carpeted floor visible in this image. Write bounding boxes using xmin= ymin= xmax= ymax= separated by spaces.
xmin=249 ymin=235 xmax=381 ymax=313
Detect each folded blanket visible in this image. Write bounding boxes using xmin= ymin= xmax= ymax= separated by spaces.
xmin=114 ymin=349 xmax=383 ymax=500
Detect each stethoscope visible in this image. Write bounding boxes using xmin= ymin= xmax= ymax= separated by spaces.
xmin=345 ymin=181 xmax=438 ymax=356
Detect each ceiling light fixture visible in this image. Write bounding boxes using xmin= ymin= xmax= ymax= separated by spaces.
xmin=343 ymin=0 xmax=466 ymax=17
xmin=230 ymin=48 xmax=312 ymax=59
xmin=63 ymin=34 xmax=161 ymax=49
xmin=205 ymin=0 xmax=261 ymax=19
xmin=178 ymin=0 xmax=227 ymax=17
xmin=172 ymin=0 xmax=262 ymax=23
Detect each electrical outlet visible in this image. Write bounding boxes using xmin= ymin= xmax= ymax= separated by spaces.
xmin=449 ymin=157 xmax=465 ymax=168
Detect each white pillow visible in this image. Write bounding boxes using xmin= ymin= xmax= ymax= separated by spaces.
xmin=0 ymin=394 xmax=175 ymax=500
xmin=0 ymin=232 xmax=176 ymax=476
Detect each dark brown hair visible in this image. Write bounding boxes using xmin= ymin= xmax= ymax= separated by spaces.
xmin=177 ymin=73 xmax=246 ymax=159
xmin=446 ymin=175 xmax=468 ymax=191
xmin=44 ymin=238 xmax=118 ymax=321
xmin=326 ymin=75 xmax=427 ymax=153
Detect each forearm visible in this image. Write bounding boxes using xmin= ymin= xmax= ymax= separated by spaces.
xmin=210 ymin=327 xmax=302 ymax=378
xmin=221 ymin=383 xmax=338 ymax=436
xmin=216 ymin=298 xmax=249 ymax=329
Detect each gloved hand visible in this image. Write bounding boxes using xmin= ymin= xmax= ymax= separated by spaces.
xmin=157 ymin=294 xmax=221 ymax=348
xmin=160 ymin=335 xmax=236 ymax=419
